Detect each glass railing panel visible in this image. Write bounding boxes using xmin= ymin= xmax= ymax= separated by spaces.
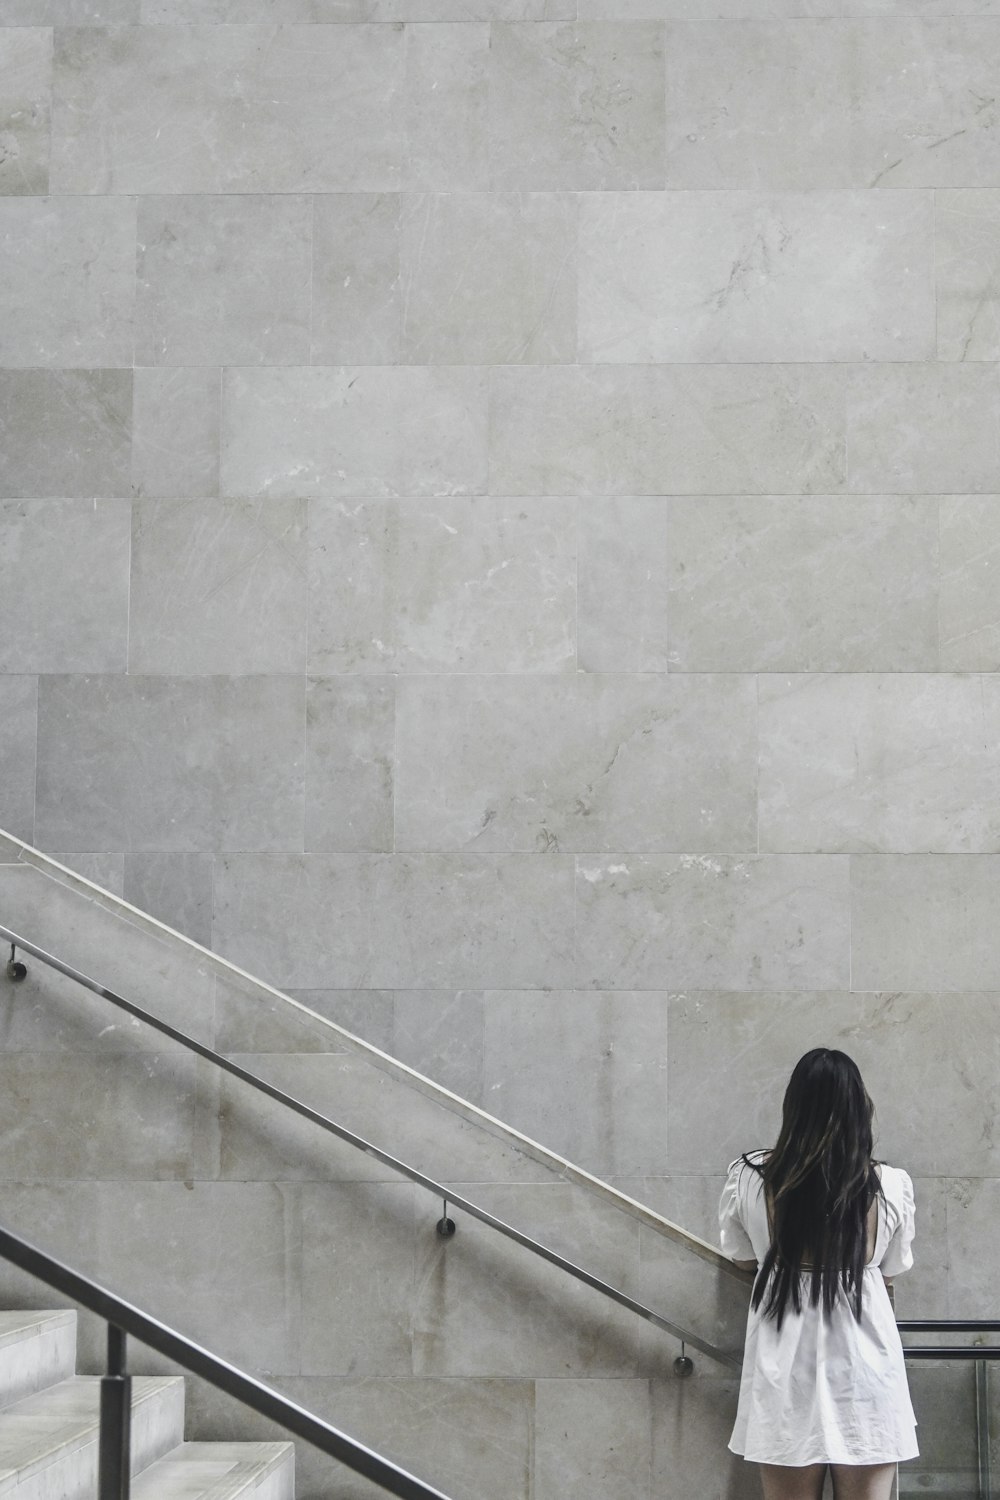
xmin=900 ymin=1352 xmax=997 ymax=1499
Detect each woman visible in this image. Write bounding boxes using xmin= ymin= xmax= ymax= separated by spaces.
xmin=719 ymin=1048 xmax=917 ymax=1500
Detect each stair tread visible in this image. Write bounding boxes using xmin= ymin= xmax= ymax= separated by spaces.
xmin=132 ymin=1442 xmax=293 ymax=1500
xmin=0 ymin=1375 xmax=183 ymax=1490
xmin=0 ymin=1314 xmax=75 ymax=1353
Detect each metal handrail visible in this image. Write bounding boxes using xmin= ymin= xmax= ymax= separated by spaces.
xmin=0 ymin=924 xmax=741 ymax=1372
xmin=0 ymin=1221 xmax=453 ymax=1500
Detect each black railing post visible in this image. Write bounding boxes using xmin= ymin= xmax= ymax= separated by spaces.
xmin=99 ymin=1324 xmax=131 ymax=1500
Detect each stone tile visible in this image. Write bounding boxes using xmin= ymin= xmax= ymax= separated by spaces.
xmin=937 ymin=191 xmax=1000 ymax=361
xmin=0 ymin=1052 xmax=197 ymax=1178
xmin=390 ymin=990 xmax=484 ymax=1103
xmin=940 ymin=1178 xmax=1000 ymax=1319
xmin=184 ymin=1375 xmax=533 ymax=1500
xmin=904 ymin=1360 xmax=980 ymax=1494
xmin=214 ymin=979 xmax=392 ymax=1055
xmin=94 ymin=1181 xmax=300 ymax=1373
xmin=403 ymin=24 xmax=489 ymax=191
xmin=123 ymin=853 xmax=214 ymax=948
xmin=664 ymin=990 xmax=1000 ymax=1179
xmin=0 ymin=499 xmax=130 ymax=673
xmin=0 ymin=29 xmax=51 ymax=197
xmin=222 ymin=367 xmax=488 ymax=499
xmin=301 ymin=1182 xmax=416 ymax=1375
xmin=852 ymin=855 xmax=1000 ymax=990
xmin=144 ymin=0 xmax=564 ymax=16
xmin=307 ymin=497 xmax=575 ymax=673
xmin=534 ymin=1379 xmax=652 ymax=1500
xmin=579 ymin=190 xmax=934 ymax=363
xmin=577 ymin=498 xmax=670 ymax=673
xmin=304 ymin=677 xmax=394 ymax=852
xmin=132 ymin=367 xmax=220 ymax=499
xmin=129 ymin=499 xmax=307 ymax=675
xmin=940 ymin=496 xmax=1000 ymax=669
xmin=0 ymin=197 xmax=135 ymax=367
xmin=490 ymin=365 xmax=847 ymax=495
xmin=586 ymin=0 xmax=1000 ymax=12
xmin=665 ymin=20 xmax=1000 ymax=189
xmin=848 ymin=365 xmax=1000 ymax=494
xmin=35 ymin=675 xmax=305 ymax=852
xmin=0 ymin=370 xmax=131 ymax=498
xmin=394 ymin=674 xmax=757 ymax=853
xmin=576 ymin=855 xmax=851 ymax=990
xmin=668 ymin=495 xmax=939 ymax=672
xmin=210 ymin=1050 xmax=553 ymax=1186
xmin=488 ymin=23 xmax=665 ymax=190
xmin=894 ymin=1175 xmax=948 ymax=1322
xmin=0 ymin=676 xmax=35 ymax=843
xmin=400 ymin=193 xmax=576 ymax=363
xmin=212 ymin=853 xmax=575 ymax=990
xmin=760 ymin=675 xmax=1000 ymax=853
xmin=311 ymin=194 xmax=400 ymax=365
xmin=651 ymin=1373 xmax=756 ymax=1500
xmin=136 ymin=196 xmax=311 ymax=366
xmin=483 ymin=991 xmax=668 ymax=1176
xmin=10 ymin=2 xmax=140 ymax=17
xmin=51 ymin=25 xmax=405 ymax=194
xmin=46 ymin=851 xmax=124 ymax=894
xmin=411 ymin=1181 xmax=665 ymax=1377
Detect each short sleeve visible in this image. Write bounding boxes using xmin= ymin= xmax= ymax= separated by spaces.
xmin=719 ymin=1157 xmax=756 ymax=1262
xmin=878 ymin=1166 xmax=916 ymax=1277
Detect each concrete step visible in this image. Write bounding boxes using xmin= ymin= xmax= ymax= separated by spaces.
xmin=132 ymin=1442 xmax=294 ymax=1500
xmin=0 ymin=1314 xmax=76 ymax=1411
xmin=0 ymin=1374 xmax=185 ymax=1500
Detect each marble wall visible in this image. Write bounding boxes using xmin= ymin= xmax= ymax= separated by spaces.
xmin=2 ymin=1 xmax=1000 ymax=1495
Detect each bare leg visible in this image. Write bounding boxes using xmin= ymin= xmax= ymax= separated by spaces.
xmin=759 ymin=1463 xmax=827 ymax=1500
xmin=830 ymin=1464 xmax=896 ymax=1500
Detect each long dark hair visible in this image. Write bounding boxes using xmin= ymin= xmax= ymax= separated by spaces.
xmin=746 ymin=1048 xmax=882 ymax=1329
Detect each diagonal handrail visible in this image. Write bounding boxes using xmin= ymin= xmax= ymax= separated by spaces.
xmin=0 ymin=1220 xmax=453 ymax=1500
xmin=0 ymin=829 xmax=735 ymax=1279
xmin=0 ymin=921 xmax=742 ymax=1372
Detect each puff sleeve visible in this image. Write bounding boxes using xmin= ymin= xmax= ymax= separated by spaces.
xmin=878 ymin=1166 xmax=916 ymax=1278
xmin=719 ymin=1157 xmax=756 ymax=1263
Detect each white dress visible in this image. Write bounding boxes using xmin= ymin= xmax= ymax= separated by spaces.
xmin=719 ymin=1152 xmax=919 ymax=1467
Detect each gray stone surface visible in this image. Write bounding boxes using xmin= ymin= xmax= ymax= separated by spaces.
xmin=936 ymin=191 xmax=1000 ymax=362
xmin=577 ymin=497 xmax=670 ymax=673
xmin=852 ymin=855 xmax=1000 ymax=991
xmin=123 ymin=852 xmax=214 ymax=948
xmin=939 ymin=495 xmax=1000 ymax=669
xmin=311 ymin=194 xmax=401 ymax=365
xmin=847 ymin=364 xmax=1000 ymax=493
xmin=131 ymin=368 xmax=220 ymax=499
xmin=304 ymin=677 xmax=394 ymax=851
xmin=0 ymin=500 xmax=130 ymax=673
xmin=0 ymin=29 xmax=51 ymax=196
xmin=0 ymin=370 xmax=131 ymax=498
xmin=0 ymin=676 xmax=35 ymax=842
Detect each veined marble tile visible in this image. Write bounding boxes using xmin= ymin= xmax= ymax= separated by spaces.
xmin=490 ymin=365 xmax=847 ymax=495
xmin=759 ymin=674 xmax=1000 ymax=853
xmin=584 ymin=0 xmax=1000 ymax=12
xmin=404 ymin=23 xmax=489 ymax=191
xmin=488 ymin=23 xmax=665 ymax=190
xmin=311 ymin=194 xmax=401 ymax=365
xmin=940 ymin=496 xmax=1000 ymax=670
xmin=0 ymin=499 xmax=130 ymax=672
xmin=136 ymin=196 xmax=311 ymax=366
xmin=936 ymin=190 xmax=1000 ymax=361
xmin=667 ymin=495 xmax=939 ymax=672
xmin=534 ymin=1380 xmax=653 ymax=1500
xmin=212 ymin=853 xmax=576 ymax=989
xmin=665 ymin=20 xmax=1000 ymax=189
xmin=665 ymin=990 xmax=1000 ymax=1178
xmin=847 ymin=364 xmax=1000 ymax=494
xmin=391 ymin=990 xmax=484 ymax=1102
xmin=51 ymin=25 xmax=405 ymax=194
xmin=852 ymin=855 xmax=1000 ymax=990
xmin=941 ymin=1178 xmax=1000 ymax=1318
xmin=222 ymin=367 xmax=488 ymax=499
xmin=307 ymin=497 xmax=575 ymax=672
xmin=304 ymin=676 xmax=394 ymax=852
xmin=576 ymin=855 xmax=851 ymax=990
xmin=123 ymin=852 xmax=214 ymax=948
xmin=651 ymin=1375 xmax=754 ymax=1500
xmin=577 ymin=497 xmax=670 ymax=673
xmin=143 ymin=0 xmax=565 ymax=20
xmin=400 ymin=193 xmax=576 ymax=364
xmin=0 ymin=197 xmax=135 ymax=367
xmin=0 ymin=676 xmax=36 ymax=843
xmin=35 ymin=675 xmax=305 ymax=852
xmin=131 ymin=368 xmax=220 ymax=499
xmin=129 ymin=498 xmax=307 ymax=675
xmin=8 ymin=3 xmax=139 ymax=17
xmin=0 ymin=28 xmax=51 ymax=196
xmin=394 ymin=674 xmax=757 ymax=853
xmin=579 ymin=191 xmax=934 ymax=363
xmin=483 ymin=991 xmax=669 ymax=1176
xmin=0 ymin=369 xmax=131 ymax=498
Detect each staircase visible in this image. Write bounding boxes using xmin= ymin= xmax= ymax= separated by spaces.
xmin=0 ymin=1309 xmax=293 ymax=1500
